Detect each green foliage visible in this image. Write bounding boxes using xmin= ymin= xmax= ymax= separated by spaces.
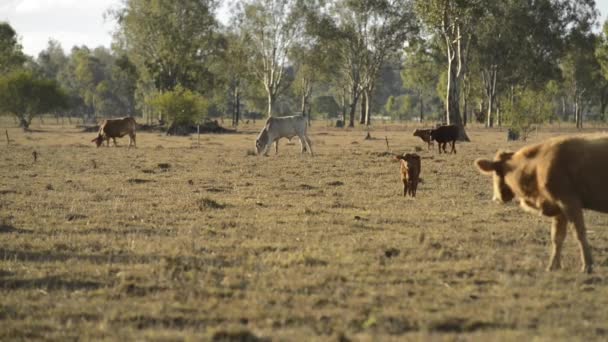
xmin=112 ymin=0 xmax=222 ymax=93
xmin=312 ymin=95 xmax=340 ymax=118
xmin=502 ymin=86 xmax=555 ymax=140
xmin=147 ymin=86 xmax=209 ymax=126
xmin=0 ymin=70 xmax=68 ymax=128
xmin=0 ymin=22 xmax=26 ymax=73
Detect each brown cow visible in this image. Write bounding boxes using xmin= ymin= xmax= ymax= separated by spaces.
xmin=413 ymin=129 xmax=434 ymax=150
xmin=91 ymin=117 xmax=137 ymax=148
xmin=394 ymin=153 xmax=421 ymax=197
xmin=475 ymin=135 xmax=608 ymax=273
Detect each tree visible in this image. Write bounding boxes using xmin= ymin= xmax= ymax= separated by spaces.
xmin=473 ymin=0 xmax=587 ymax=128
xmin=111 ymin=0 xmax=222 ymax=93
xmin=414 ymin=0 xmax=486 ymax=140
xmin=147 ymin=85 xmax=209 ymax=127
xmin=562 ymin=31 xmax=601 ymax=128
xmin=0 ymin=70 xmax=68 ymax=129
xmin=36 ymin=39 xmax=68 ymax=80
xmin=236 ymin=0 xmax=305 ymax=117
xmin=402 ymin=40 xmax=441 ymax=122
xmin=325 ymin=0 xmax=417 ymax=126
xmin=0 ymin=22 xmax=26 ymax=73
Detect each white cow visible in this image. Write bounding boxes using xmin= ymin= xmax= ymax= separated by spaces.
xmin=255 ymin=115 xmax=313 ymax=156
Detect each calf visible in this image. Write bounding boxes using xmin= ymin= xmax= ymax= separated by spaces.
xmin=413 ymin=129 xmax=434 ymax=150
xmin=91 ymin=117 xmax=137 ymax=148
xmin=430 ymin=124 xmax=458 ymax=154
xmin=255 ymin=114 xmax=313 ymax=156
xmin=394 ymin=153 xmax=421 ymax=197
xmin=475 ymin=135 xmax=608 ymax=273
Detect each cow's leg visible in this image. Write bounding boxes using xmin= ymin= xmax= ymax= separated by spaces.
xmin=402 ymin=181 xmax=407 ymax=197
xmin=298 ymin=135 xmax=307 ymax=154
xmin=106 ymin=137 xmax=110 ymax=147
xmin=437 ymin=143 xmax=441 ymax=154
xmin=112 ymin=137 xmax=118 ymax=147
xmin=547 ymin=214 xmax=567 ymax=271
xmin=451 ymin=140 xmax=456 ymax=154
xmin=275 ymin=139 xmax=279 ymax=155
xmin=565 ymin=204 xmax=593 ymax=273
xmin=129 ymin=133 xmax=136 ymax=148
xmin=262 ymin=135 xmax=273 ymax=156
xmin=304 ymin=135 xmax=313 ymax=156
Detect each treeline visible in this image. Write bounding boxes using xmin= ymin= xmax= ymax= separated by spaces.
xmin=1 ymin=0 xmax=608 ymax=133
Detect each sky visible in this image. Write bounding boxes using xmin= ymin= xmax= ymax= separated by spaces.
xmin=1 ymin=0 xmax=608 ymax=58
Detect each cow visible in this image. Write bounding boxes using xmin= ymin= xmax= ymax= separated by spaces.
xmin=91 ymin=117 xmax=137 ymax=148
xmin=430 ymin=124 xmax=458 ymax=154
xmin=413 ymin=129 xmax=434 ymax=150
xmin=475 ymin=135 xmax=608 ymax=273
xmin=394 ymin=153 xmax=421 ymax=197
xmin=255 ymin=114 xmax=313 ymax=156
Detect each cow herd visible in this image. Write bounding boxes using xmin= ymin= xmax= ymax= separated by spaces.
xmin=91 ymin=116 xmax=608 ymax=273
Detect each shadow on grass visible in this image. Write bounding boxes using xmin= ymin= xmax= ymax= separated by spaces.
xmin=0 ymin=248 xmax=235 ymax=268
xmin=0 ymin=275 xmax=103 ymax=291
xmin=0 ymin=223 xmax=33 ymax=234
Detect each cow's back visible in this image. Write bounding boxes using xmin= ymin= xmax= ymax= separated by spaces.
xmin=560 ymin=136 xmax=608 ymax=212
xmin=101 ymin=117 xmax=135 ymax=138
xmin=514 ymin=135 xmax=608 ymax=213
xmin=431 ymin=125 xmax=458 ymax=142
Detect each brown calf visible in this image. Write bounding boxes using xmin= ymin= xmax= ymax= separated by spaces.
xmin=475 ymin=135 xmax=608 ymax=273
xmin=413 ymin=129 xmax=434 ymax=150
xmin=92 ymin=117 xmax=137 ymax=148
xmin=395 ymin=153 xmax=421 ymax=197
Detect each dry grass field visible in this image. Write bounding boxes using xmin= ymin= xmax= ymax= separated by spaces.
xmin=2 ymin=118 xmax=608 ymax=341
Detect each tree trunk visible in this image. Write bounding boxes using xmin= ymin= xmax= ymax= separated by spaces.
xmin=341 ymin=90 xmax=347 ymax=127
xmin=445 ymin=47 xmax=470 ymax=141
xmin=419 ymin=90 xmax=424 ymax=122
xmin=235 ymin=85 xmax=241 ymax=126
xmin=348 ymin=101 xmax=357 ymax=127
xmin=364 ymin=90 xmax=371 ymax=126
xmin=359 ymin=93 xmax=366 ymax=124
xmin=267 ymin=92 xmax=274 ymax=117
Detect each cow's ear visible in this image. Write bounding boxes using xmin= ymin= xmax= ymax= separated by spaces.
xmin=393 ymin=154 xmax=403 ymax=161
xmin=91 ymin=138 xmax=98 ymax=143
xmin=475 ymin=158 xmax=497 ymax=174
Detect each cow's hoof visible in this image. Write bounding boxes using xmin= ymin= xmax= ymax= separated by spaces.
xmin=581 ymin=265 xmax=593 ymax=274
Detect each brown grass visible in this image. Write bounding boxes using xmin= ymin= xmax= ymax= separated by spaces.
xmin=1 ymin=118 xmax=608 ymax=340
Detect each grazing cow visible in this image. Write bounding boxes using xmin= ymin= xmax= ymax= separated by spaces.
xmin=255 ymin=114 xmax=313 ymax=156
xmin=394 ymin=153 xmax=421 ymax=197
xmin=430 ymin=124 xmax=458 ymax=154
xmin=413 ymin=129 xmax=434 ymax=150
xmin=475 ymin=135 xmax=608 ymax=273
xmin=91 ymin=117 xmax=137 ymax=148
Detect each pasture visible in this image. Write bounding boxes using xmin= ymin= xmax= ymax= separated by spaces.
xmin=1 ymin=120 xmax=608 ymax=340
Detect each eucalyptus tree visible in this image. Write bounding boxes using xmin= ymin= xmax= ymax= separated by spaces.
xmin=402 ymin=40 xmax=441 ymax=122
xmin=0 ymin=22 xmax=26 ymax=73
xmin=473 ymin=0 xmax=593 ymax=128
xmin=111 ymin=0 xmax=222 ymax=93
xmin=0 ymin=70 xmax=68 ymax=129
xmin=221 ymin=29 xmax=251 ymax=126
xmin=562 ymin=32 xmax=601 ymax=128
xmin=36 ymin=39 xmax=68 ymax=80
xmin=235 ymin=0 xmax=306 ymax=117
xmin=414 ymin=0 xmax=486 ymax=140
xmin=595 ymin=20 xmax=608 ymax=120
xmin=326 ymin=0 xmax=417 ymax=126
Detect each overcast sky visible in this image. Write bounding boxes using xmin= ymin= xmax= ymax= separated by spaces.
xmin=1 ymin=0 xmax=608 ymax=58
